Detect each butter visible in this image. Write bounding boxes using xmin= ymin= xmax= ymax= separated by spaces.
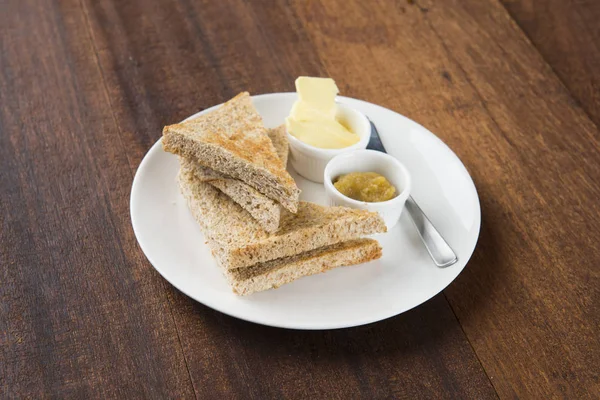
xmin=295 ymin=77 xmax=338 ymax=118
xmin=286 ymin=77 xmax=360 ymax=149
xmin=286 ymin=118 xmax=359 ymax=149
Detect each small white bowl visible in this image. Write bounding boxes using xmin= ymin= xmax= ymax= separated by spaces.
xmin=287 ymin=104 xmax=370 ymax=183
xmin=324 ymin=149 xmax=412 ymax=229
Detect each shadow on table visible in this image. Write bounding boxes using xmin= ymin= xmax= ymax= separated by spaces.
xmin=441 ymin=194 xmax=508 ymax=325
xmin=178 ymin=289 xmax=474 ymax=364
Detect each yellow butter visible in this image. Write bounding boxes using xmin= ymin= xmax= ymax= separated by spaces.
xmin=286 ymin=119 xmax=359 ymax=149
xmin=286 ymin=77 xmax=360 ymax=149
xmin=294 ymin=77 xmax=338 ymax=118
xmin=289 ymin=101 xmax=332 ymax=122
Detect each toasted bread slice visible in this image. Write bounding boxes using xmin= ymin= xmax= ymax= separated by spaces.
xmin=223 ymin=239 xmax=381 ymax=295
xmin=177 ymin=167 xmax=386 ymax=270
xmin=181 ymin=159 xmax=282 ymax=233
xmin=193 ymin=126 xmax=289 ymax=183
xmin=187 ymin=125 xmax=288 ymax=233
xmin=264 ymin=124 xmax=289 ymax=166
xmin=163 ymin=92 xmax=300 ymax=213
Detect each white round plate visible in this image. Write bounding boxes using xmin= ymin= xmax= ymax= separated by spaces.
xmin=131 ymin=93 xmax=480 ymax=330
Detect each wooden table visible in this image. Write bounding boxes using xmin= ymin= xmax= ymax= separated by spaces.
xmin=2 ymin=0 xmax=599 ymax=398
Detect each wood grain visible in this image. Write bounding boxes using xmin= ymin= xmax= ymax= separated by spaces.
xmin=501 ymin=0 xmax=600 ymax=127
xmin=0 ymin=0 xmax=194 ymax=397
xmin=1 ymin=0 xmax=599 ymax=398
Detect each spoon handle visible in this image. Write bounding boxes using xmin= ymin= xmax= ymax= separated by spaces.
xmin=405 ymin=195 xmax=458 ymax=268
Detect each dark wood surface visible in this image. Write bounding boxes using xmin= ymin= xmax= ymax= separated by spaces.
xmin=501 ymin=0 xmax=600 ymax=127
xmin=1 ymin=0 xmax=598 ymax=398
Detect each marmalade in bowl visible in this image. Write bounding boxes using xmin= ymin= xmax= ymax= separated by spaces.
xmin=333 ymin=172 xmax=397 ymax=202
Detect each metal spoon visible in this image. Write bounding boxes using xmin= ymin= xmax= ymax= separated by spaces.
xmin=367 ymin=120 xmax=458 ymax=268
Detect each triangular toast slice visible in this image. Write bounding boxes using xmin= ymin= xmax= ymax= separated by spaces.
xmin=223 ymin=239 xmax=382 ymax=295
xmin=177 ymin=166 xmax=386 ymax=270
xmin=184 ymin=125 xmax=288 ymax=233
xmin=163 ymin=92 xmax=300 ymax=213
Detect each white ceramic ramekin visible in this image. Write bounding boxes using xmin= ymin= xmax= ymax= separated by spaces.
xmin=286 ymin=104 xmax=370 ymax=183
xmin=324 ymin=149 xmax=412 ymax=229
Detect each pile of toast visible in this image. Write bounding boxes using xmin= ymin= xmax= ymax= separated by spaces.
xmin=162 ymin=92 xmax=386 ymax=295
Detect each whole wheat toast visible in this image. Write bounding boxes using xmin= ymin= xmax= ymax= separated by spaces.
xmin=177 ymin=166 xmax=386 ymax=270
xmin=163 ymin=92 xmax=300 ymax=213
xmin=224 ymin=239 xmax=381 ymax=295
xmin=187 ymin=125 xmax=288 ymax=233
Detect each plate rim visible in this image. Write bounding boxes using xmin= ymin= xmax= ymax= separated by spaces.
xmin=130 ymin=92 xmax=481 ymax=330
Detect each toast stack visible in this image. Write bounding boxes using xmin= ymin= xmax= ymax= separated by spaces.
xmin=163 ymin=92 xmax=386 ymax=295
